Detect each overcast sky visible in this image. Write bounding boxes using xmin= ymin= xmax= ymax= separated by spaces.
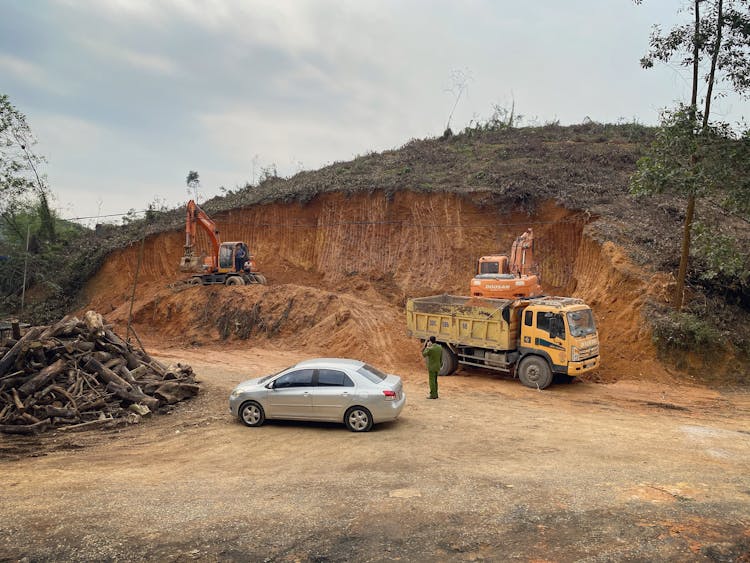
xmin=2 ymin=0 xmax=748 ymax=225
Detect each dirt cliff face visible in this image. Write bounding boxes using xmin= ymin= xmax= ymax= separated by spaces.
xmin=82 ymin=191 xmax=671 ymax=381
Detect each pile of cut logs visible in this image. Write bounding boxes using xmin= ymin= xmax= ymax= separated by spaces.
xmin=0 ymin=311 xmax=199 ymax=435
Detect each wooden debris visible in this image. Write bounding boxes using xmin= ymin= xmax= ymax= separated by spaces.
xmin=0 ymin=312 xmax=199 ymax=434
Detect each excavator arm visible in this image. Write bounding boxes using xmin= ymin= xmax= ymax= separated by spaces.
xmin=180 ymin=199 xmax=221 ymax=272
xmin=509 ymin=228 xmax=535 ymax=277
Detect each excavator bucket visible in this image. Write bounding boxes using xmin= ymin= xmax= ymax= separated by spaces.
xmin=179 ymin=255 xmax=205 ymax=273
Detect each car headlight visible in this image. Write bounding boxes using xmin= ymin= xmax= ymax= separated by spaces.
xmin=230 ymin=388 xmax=242 ymax=399
xmin=571 ymin=347 xmax=581 ymax=362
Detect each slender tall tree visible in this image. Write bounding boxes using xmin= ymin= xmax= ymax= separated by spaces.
xmin=632 ymin=0 xmax=750 ymax=309
xmin=0 ymin=93 xmax=55 ymax=243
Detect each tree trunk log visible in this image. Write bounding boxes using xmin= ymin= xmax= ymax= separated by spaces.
xmin=0 ymin=419 xmax=50 ymax=435
xmin=18 ymin=358 xmax=66 ymax=397
xmin=84 ymin=357 xmax=133 ymax=391
xmin=105 ymin=382 xmax=160 ymax=410
xmin=0 ymin=327 xmax=42 ymax=377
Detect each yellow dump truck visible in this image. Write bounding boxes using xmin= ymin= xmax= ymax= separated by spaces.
xmin=406 ymin=294 xmax=600 ymax=389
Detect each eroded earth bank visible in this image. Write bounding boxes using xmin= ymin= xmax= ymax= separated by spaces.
xmin=84 ymin=191 xmax=673 ymax=381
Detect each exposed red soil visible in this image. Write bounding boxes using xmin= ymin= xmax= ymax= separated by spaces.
xmin=82 ymin=191 xmax=674 ymax=383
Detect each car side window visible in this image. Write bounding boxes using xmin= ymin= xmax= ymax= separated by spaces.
xmin=274 ymin=369 xmax=314 ymax=388
xmin=317 ymin=369 xmax=354 ymax=387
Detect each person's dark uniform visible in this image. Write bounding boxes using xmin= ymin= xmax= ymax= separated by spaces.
xmin=234 ymin=244 xmax=247 ymax=273
xmin=422 ymin=337 xmax=443 ymax=399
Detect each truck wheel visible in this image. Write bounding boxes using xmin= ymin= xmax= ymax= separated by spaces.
xmin=439 ymin=344 xmax=458 ymax=376
xmin=226 ymin=276 xmax=245 ymax=286
xmin=518 ymin=356 xmax=553 ymax=390
xmin=189 ymin=277 xmax=202 ymax=286
xmin=251 ymin=273 xmax=267 ymax=285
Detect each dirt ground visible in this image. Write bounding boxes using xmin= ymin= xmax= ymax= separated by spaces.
xmin=1 ymin=344 xmax=749 ymax=562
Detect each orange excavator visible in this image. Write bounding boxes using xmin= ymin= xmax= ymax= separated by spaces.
xmin=469 ymin=228 xmax=542 ymax=299
xmin=179 ymin=199 xmax=267 ymax=286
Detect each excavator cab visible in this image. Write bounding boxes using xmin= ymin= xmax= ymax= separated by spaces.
xmin=219 ymin=242 xmax=257 ymax=273
xmin=477 ymin=255 xmax=510 ymax=275
xmin=218 ymin=242 xmax=250 ymax=272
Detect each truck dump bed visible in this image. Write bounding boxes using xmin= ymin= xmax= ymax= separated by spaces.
xmin=406 ymin=294 xmax=519 ymax=352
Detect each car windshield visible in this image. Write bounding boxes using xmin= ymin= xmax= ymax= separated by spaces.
xmin=566 ymin=310 xmax=596 ymax=338
xmin=356 ymin=364 xmax=387 ymax=383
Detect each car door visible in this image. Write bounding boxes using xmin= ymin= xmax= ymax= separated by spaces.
xmin=311 ymin=368 xmax=355 ymax=421
xmin=265 ymin=369 xmax=314 ymax=419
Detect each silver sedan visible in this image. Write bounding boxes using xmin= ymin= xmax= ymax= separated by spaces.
xmin=229 ymin=358 xmax=406 ymax=432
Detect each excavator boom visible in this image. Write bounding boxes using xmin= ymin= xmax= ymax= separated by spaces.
xmin=180 ymin=199 xmax=221 ymax=273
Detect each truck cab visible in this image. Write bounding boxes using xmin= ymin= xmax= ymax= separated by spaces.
xmin=519 ymin=298 xmax=600 ymax=383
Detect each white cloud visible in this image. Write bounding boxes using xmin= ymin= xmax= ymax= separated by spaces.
xmin=197 ymin=104 xmax=402 ymax=179
xmin=34 ymin=113 xmax=106 ymax=158
xmin=77 ymin=37 xmax=179 ymax=76
xmin=0 ymin=54 xmax=66 ymax=93
xmin=54 ymin=0 xmax=164 ymax=25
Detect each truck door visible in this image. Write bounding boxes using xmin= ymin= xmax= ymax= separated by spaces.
xmin=523 ymin=309 xmax=568 ymax=368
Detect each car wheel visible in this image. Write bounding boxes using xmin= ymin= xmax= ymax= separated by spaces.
xmin=226 ymin=276 xmax=245 ymax=286
xmin=438 ymin=344 xmax=458 ymax=376
xmin=239 ymin=401 xmax=265 ymax=427
xmin=344 ymin=406 xmax=373 ymax=432
xmin=518 ymin=356 xmax=553 ymax=390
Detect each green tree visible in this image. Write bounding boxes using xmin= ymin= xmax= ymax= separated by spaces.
xmin=186 ymin=170 xmax=200 ymax=201
xmin=632 ymin=0 xmax=750 ymax=309
xmin=0 ymin=93 xmax=55 ymax=244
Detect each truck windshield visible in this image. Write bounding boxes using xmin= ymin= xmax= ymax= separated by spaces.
xmin=566 ymin=310 xmax=596 ymax=337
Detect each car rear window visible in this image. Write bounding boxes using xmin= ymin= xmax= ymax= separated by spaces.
xmin=356 ymin=364 xmax=387 ymax=383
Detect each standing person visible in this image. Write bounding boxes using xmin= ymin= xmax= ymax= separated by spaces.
xmin=234 ymin=243 xmax=247 ymax=273
xmin=422 ymin=336 xmax=443 ymax=399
